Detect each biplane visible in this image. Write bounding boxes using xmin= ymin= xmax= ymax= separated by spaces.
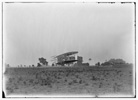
xmin=52 ymin=51 xmax=80 ymax=66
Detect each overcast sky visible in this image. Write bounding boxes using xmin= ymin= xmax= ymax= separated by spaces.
xmin=3 ymin=3 xmax=135 ymax=66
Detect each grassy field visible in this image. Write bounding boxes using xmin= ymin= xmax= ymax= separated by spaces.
xmin=4 ymin=64 xmax=135 ymax=97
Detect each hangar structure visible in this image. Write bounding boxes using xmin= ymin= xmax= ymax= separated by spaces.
xmin=52 ymin=51 xmax=83 ymax=66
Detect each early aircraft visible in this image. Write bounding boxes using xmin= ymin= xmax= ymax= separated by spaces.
xmin=52 ymin=51 xmax=79 ymax=66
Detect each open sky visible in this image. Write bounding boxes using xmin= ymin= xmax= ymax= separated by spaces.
xmin=3 ymin=3 xmax=135 ymax=66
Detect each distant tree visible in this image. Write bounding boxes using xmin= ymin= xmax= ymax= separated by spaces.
xmin=108 ymin=58 xmax=126 ymax=65
xmin=32 ymin=65 xmax=34 ymax=67
xmin=37 ymin=63 xmax=41 ymax=67
xmin=95 ymin=62 xmax=100 ymax=66
xmin=98 ymin=62 xmax=100 ymax=66
xmin=52 ymin=63 xmax=54 ymax=66
xmin=101 ymin=62 xmax=111 ymax=66
xmin=39 ymin=57 xmax=48 ymax=66
xmin=101 ymin=58 xmax=126 ymax=66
